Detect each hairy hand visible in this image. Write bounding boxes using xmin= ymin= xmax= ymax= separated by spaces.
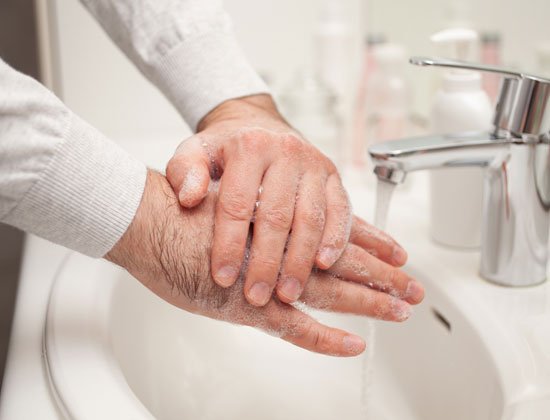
xmin=166 ymin=94 xmax=405 ymax=308
xmin=106 ymin=171 xmax=423 ymax=357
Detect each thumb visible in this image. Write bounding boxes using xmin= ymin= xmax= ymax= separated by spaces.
xmin=166 ymin=137 xmax=211 ymax=208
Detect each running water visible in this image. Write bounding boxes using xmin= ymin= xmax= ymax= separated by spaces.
xmin=374 ymin=179 xmax=397 ymax=231
xmin=360 ymin=178 xmax=398 ymax=419
xmin=359 ymin=320 xmax=377 ymax=419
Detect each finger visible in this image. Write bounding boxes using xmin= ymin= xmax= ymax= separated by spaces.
xmin=301 ymin=272 xmax=413 ymax=322
xmin=166 ymin=137 xmax=211 ymax=207
xmin=350 ymin=215 xmax=407 ymax=267
xmin=276 ymin=171 xmax=326 ymax=303
xmin=329 ymin=244 xmax=424 ymax=304
xmin=206 ymin=282 xmax=365 ymax=356
xmin=211 ymin=155 xmax=266 ymax=288
xmin=244 ymin=163 xmax=299 ymax=306
xmin=316 ymin=173 xmax=352 ymax=269
xmin=259 ymin=300 xmax=366 ymax=357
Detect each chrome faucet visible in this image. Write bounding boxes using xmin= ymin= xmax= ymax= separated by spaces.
xmin=369 ymin=57 xmax=550 ymax=287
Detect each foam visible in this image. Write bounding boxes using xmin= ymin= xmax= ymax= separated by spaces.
xmin=182 ymin=167 xmax=203 ymax=194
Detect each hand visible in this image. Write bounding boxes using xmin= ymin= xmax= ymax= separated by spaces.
xmin=166 ymin=94 xmax=393 ymax=308
xmin=106 ymin=170 xmax=424 ymax=357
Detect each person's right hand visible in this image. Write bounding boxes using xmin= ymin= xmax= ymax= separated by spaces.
xmin=106 ymin=170 xmax=424 ymax=357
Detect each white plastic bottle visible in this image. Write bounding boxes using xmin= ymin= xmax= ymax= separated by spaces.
xmin=367 ymin=44 xmax=411 ymax=145
xmin=314 ymin=0 xmax=354 ymax=121
xmin=429 ymin=28 xmax=493 ymax=248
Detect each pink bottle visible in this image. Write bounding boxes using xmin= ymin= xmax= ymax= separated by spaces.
xmin=481 ymin=32 xmax=501 ymax=104
xmin=351 ymin=34 xmax=386 ymax=168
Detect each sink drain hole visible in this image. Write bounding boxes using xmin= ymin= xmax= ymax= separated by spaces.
xmin=431 ymin=308 xmax=451 ymax=332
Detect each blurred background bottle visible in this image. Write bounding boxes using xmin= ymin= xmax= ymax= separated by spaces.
xmin=429 ymin=28 xmax=493 ymax=248
xmin=351 ymin=33 xmax=386 ymax=169
xmin=480 ymin=32 xmax=502 ymax=104
xmin=278 ymin=73 xmax=342 ymax=165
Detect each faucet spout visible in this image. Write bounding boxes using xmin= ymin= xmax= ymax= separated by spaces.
xmin=368 ymin=131 xmax=550 ymax=287
xmin=369 ymin=131 xmax=510 ymax=184
xmin=367 ymin=56 xmax=550 ymax=287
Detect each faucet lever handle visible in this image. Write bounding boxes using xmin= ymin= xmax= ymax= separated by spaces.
xmin=410 ymin=56 xmax=550 ymax=83
xmin=411 ymin=56 xmax=550 ymax=138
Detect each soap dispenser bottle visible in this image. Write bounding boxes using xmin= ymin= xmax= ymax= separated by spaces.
xmin=429 ymin=28 xmax=493 ymax=248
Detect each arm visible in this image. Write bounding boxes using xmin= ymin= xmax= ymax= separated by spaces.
xmin=0 ymin=57 xmax=146 ymax=257
xmin=79 ymin=0 xmax=269 ymax=130
xmin=80 ymin=0 xmax=410 ymax=307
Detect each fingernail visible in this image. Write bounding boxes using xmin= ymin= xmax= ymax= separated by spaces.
xmin=405 ymin=280 xmax=424 ymax=303
xmin=393 ymin=299 xmax=412 ymax=321
xmin=318 ymin=247 xmax=340 ymax=268
xmin=392 ymin=246 xmax=408 ymax=266
xmin=178 ymin=188 xmax=187 ymax=204
xmin=342 ymin=334 xmax=366 ymax=355
xmin=248 ymin=282 xmax=271 ymax=306
xmin=183 ymin=169 xmax=202 ymax=192
xmin=215 ymin=265 xmax=237 ymax=287
xmin=278 ymin=277 xmax=303 ymax=302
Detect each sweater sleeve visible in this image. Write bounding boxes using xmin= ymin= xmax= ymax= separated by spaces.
xmin=0 ymin=58 xmax=147 ymax=257
xmin=80 ymin=0 xmax=270 ymax=131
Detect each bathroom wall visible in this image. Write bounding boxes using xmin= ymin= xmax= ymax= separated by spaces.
xmin=48 ymin=0 xmax=550 ymax=142
xmin=0 ymin=0 xmax=38 ymax=392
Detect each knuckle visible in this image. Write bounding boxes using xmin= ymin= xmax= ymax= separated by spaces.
xmin=298 ymin=320 xmax=320 ymax=346
xmin=250 ymin=253 xmax=281 ymax=274
xmin=219 ymin=194 xmax=253 ymax=222
xmin=239 ymin=130 xmax=267 ymax=153
xmin=280 ymin=133 xmax=304 ymax=154
xmin=385 ymin=268 xmax=400 ymax=287
xmin=265 ymin=310 xmax=284 ymax=333
xmin=301 ymin=235 xmax=321 ymax=255
xmin=330 ymin=283 xmax=346 ymax=307
xmin=213 ymin=241 xmax=242 ymax=262
xmin=326 ymin=204 xmax=351 ymax=228
xmin=311 ymin=328 xmax=321 ymax=349
xmin=260 ymin=207 xmax=293 ymax=232
xmin=324 ymin=158 xmax=338 ymax=173
xmin=310 ymin=327 xmax=331 ymax=352
xmin=301 ymin=207 xmax=325 ymax=231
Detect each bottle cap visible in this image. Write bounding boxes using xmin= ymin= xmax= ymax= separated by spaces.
xmin=431 ymin=28 xmax=481 ymax=89
xmin=431 ymin=28 xmax=479 ymax=64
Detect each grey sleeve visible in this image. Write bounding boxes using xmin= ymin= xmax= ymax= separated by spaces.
xmin=0 ymin=58 xmax=147 ymax=257
xmin=80 ymin=0 xmax=270 ymax=130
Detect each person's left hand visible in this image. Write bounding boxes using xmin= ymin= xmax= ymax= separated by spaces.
xmin=106 ymin=171 xmax=423 ymax=357
xmin=166 ymin=94 xmax=407 ymax=308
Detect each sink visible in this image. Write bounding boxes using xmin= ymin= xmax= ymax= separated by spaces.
xmin=43 ymin=181 xmax=550 ymax=419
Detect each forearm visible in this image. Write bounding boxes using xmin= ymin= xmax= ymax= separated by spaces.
xmin=81 ymin=0 xmax=270 ymax=130
xmin=0 ymin=58 xmax=146 ymax=257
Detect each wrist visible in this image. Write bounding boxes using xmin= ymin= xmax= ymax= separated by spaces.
xmin=197 ymin=94 xmax=287 ymax=131
xmin=105 ymin=169 xmax=172 ymax=276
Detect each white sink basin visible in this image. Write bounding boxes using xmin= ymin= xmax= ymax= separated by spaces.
xmin=43 ymin=180 xmax=550 ymax=419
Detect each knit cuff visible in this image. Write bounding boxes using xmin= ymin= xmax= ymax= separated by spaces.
xmin=3 ymin=114 xmax=147 ymax=257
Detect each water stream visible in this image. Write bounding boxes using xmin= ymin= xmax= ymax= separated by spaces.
xmin=360 ymin=179 xmax=397 ymax=419
xmin=374 ymin=179 xmax=397 ymax=231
